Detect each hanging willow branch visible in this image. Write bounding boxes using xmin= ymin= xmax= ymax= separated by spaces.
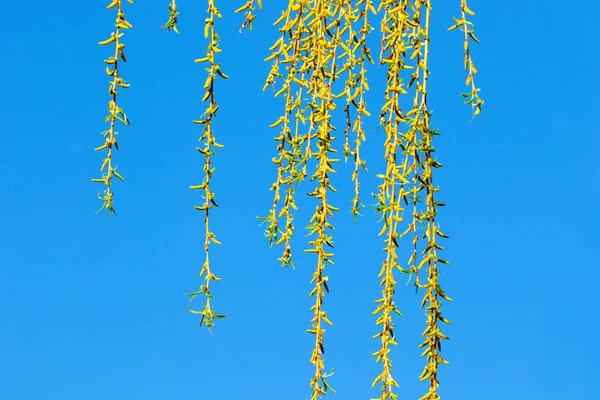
xmin=92 ymin=0 xmax=134 ymax=216
xmin=338 ymin=0 xmax=374 ymax=221
xmin=235 ymin=0 xmax=263 ymax=33
xmin=162 ymin=0 xmax=180 ymax=33
xmin=404 ymin=0 xmax=425 ymax=293
xmin=259 ymin=0 xmax=312 ymax=268
xmin=415 ymin=4 xmax=454 ymax=399
xmin=449 ymin=0 xmax=483 ymax=119
xmin=186 ymin=0 xmax=227 ymax=331
xmin=370 ymin=1 xmax=413 ymax=398
xmin=303 ymin=1 xmax=344 ymax=396
xmin=399 ymin=2 xmax=452 ymax=400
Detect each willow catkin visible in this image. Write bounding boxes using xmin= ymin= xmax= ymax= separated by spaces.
xmin=92 ymin=0 xmax=134 ymax=216
xmin=235 ymin=0 xmax=263 ymax=32
xmin=162 ymin=0 xmax=180 ymax=33
xmin=186 ymin=0 xmax=227 ymax=331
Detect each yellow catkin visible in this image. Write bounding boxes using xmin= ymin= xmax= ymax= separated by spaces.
xmin=162 ymin=0 xmax=180 ymax=33
xmin=92 ymin=0 xmax=134 ymax=216
xmin=186 ymin=0 xmax=227 ymax=331
xmin=235 ymin=0 xmax=263 ymax=32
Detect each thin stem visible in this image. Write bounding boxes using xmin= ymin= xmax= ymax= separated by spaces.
xmin=187 ymin=0 xmax=227 ymax=331
xmin=93 ymin=0 xmax=133 ymax=216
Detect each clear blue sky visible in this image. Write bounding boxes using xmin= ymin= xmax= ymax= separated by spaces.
xmin=1 ymin=1 xmax=598 ymax=399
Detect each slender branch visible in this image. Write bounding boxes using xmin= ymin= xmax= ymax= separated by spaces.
xmin=187 ymin=0 xmax=227 ymax=331
xmin=92 ymin=0 xmax=134 ymax=217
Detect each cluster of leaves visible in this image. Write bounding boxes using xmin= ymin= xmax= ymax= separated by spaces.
xmin=259 ymin=1 xmax=482 ymax=399
xmin=370 ymin=1 xmax=464 ymax=398
xmin=259 ymin=0 xmax=342 ymax=396
xmin=257 ymin=0 xmax=312 ymax=269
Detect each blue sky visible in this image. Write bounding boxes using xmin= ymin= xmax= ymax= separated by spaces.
xmin=1 ymin=1 xmax=598 ymax=399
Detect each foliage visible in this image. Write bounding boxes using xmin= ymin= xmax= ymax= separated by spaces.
xmin=92 ymin=0 xmax=483 ymax=398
